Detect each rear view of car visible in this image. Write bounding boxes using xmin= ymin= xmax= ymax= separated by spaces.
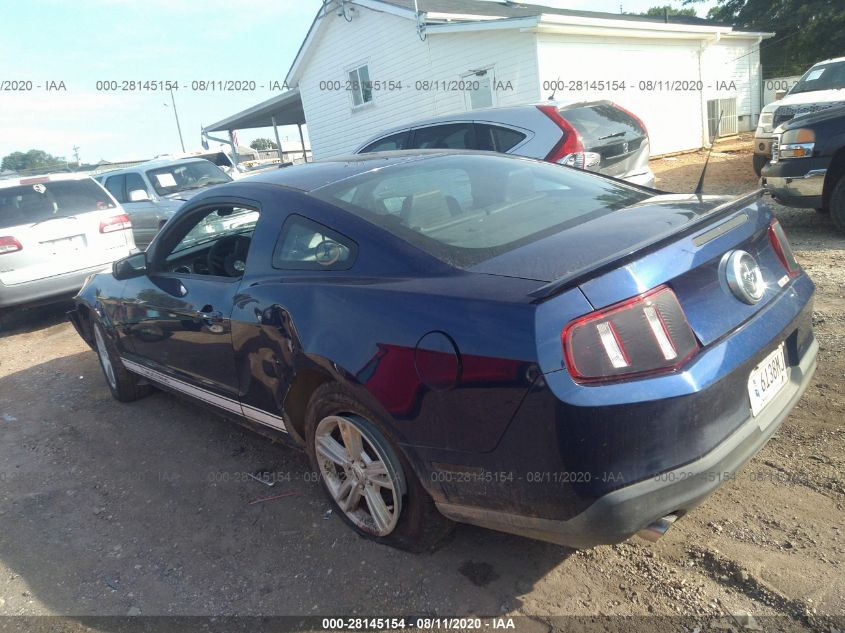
xmin=354 ymin=100 xmax=654 ymax=186
xmin=0 ymin=174 xmax=136 ymax=315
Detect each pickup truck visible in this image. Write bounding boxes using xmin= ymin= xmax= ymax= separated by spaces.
xmin=754 ymin=57 xmax=845 ymax=175
xmin=762 ymin=104 xmax=845 ymax=233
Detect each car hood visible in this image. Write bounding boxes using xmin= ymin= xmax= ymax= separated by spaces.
xmin=468 ymin=194 xmax=734 ymax=284
xmin=764 ymin=89 xmax=845 ymax=112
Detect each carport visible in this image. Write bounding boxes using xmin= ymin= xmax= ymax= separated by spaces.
xmin=202 ymin=89 xmax=308 ymax=166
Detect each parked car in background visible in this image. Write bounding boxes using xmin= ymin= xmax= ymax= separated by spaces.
xmin=70 ymin=151 xmax=814 ymax=550
xmin=753 ymin=57 xmax=845 ymax=175
xmin=762 ymin=104 xmax=845 ymax=232
xmin=0 ymin=173 xmax=135 ymax=325
xmin=354 ymin=101 xmax=655 ymax=186
xmin=95 ymin=158 xmax=231 ymax=248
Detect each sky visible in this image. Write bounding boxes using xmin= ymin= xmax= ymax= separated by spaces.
xmin=0 ymin=0 xmax=715 ymax=164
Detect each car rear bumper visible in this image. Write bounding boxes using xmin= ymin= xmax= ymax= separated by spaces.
xmin=0 ymin=263 xmax=113 ymax=309
xmin=622 ymin=168 xmax=655 ymax=188
xmin=436 ymin=336 xmax=817 ymax=548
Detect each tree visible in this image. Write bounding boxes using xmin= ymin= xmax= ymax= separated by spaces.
xmin=250 ymin=138 xmax=278 ymax=151
xmin=685 ymin=0 xmax=845 ymax=77
xmin=641 ymin=5 xmax=697 ymax=18
xmin=1 ymin=149 xmax=65 ymax=172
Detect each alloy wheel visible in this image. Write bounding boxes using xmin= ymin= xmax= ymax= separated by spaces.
xmin=314 ymin=415 xmax=402 ymax=536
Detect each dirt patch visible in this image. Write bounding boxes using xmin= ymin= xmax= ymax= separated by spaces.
xmin=0 ymin=140 xmax=842 ymax=630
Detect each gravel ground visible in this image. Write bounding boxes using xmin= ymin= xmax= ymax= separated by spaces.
xmin=0 ymin=139 xmax=843 ymax=631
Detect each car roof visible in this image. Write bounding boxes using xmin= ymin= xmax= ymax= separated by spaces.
xmin=0 ymin=172 xmax=94 ymax=190
xmin=242 ymin=149 xmax=512 ymax=192
xmin=813 ymin=56 xmax=845 ymax=66
xmin=96 ymin=157 xmax=213 ymax=177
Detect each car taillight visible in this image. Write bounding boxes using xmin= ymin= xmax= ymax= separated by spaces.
xmin=537 ymin=104 xmax=584 ymax=164
xmin=562 ymin=286 xmax=700 ymax=383
xmin=99 ymin=214 xmax=132 ymax=233
xmin=768 ymin=219 xmax=800 ymax=278
xmin=612 ymin=102 xmax=649 ymax=138
xmin=0 ymin=236 xmax=22 ymax=255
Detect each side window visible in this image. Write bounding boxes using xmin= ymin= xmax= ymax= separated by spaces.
xmin=160 ymin=205 xmax=260 ymax=278
xmin=360 ymin=131 xmax=409 ymax=153
xmin=411 ymin=124 xmax=474 ymax=150
xmin=273 ymin=215 xmax=356 ymax=271
xmin=124 ymin=173 xmax=148 ymax=199
xmin=485 ymin=125 xmax=525 ymax=152
xmin=104 ymin=175 xmax=125 ymax=203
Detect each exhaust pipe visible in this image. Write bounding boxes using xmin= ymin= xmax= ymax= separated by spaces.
xmin=637 ymin=514 xmax=677 ymax=542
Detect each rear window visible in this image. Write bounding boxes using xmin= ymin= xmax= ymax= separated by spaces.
xmin=560 ymin=103 xmax=644 ymax=143
xmin=310 ymin=154 xmax=649 ymax=267
xmin=0 ymin=179 xmax=116 ymax=230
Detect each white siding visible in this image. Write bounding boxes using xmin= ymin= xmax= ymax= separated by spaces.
xmin=700 ymin=40 xmax=761 ymax=131
xmin=537 ymin=35 xmax=705 ymax=156
xmin=297 ymin=7 xmax=539 ymax=158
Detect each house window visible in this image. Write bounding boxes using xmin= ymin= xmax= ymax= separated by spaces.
xmin=348 ymin=64 xmax=373 ymax=107
xmin=464 ymin=69 xmax=494 ymax=110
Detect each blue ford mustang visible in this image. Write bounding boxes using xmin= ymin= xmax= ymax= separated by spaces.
xmin=69 ymin=151 xmax=817 ymax=551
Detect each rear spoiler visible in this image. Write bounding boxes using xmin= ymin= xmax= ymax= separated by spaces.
xmin=528 ymin=189 xmax=764 ymax=302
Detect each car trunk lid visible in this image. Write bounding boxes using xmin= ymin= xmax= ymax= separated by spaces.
xmin=471 ymin=191 xmax=790 ymax=346
xmin=560 ymin=101 xmax=650 ymax=178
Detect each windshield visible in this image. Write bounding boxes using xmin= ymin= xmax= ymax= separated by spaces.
xmin=310 ymin=154 xmax=650 ymax=267
xmin=789 ymin=61 xmax=845 ymax=95
xmin=146 ymin=160 xmax=231 ymax=196
xmin=0 ymin=179 xmax=116 ymax=230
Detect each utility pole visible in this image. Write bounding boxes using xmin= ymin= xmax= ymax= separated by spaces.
xmin=73 ymin=145 xmax=80 ymax=167
xmin=168 ymin=87 xmax=186 ymax=152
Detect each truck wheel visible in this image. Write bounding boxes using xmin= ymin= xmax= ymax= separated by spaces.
xmin=305 ymin=382 xmax=454 ymax=552
xmin=752 ymin=153 xmax=768 ymax=177
xmin=93 ymin=320 xmax=153 ymax=402
xmin=830 ymin=177 xmax=845 ymax=234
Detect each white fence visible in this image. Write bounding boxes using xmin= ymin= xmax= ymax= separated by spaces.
xmin=763 ymin=76 xmax=802 ymax=107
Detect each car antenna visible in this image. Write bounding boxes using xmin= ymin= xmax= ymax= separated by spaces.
xmin=695 ymin=109 xmax=723 ymax=198
xmin=547 ymin=77 xmax=560 ymax=100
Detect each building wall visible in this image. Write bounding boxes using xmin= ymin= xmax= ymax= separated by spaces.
xmin=700 ymin=40 xmax=762 ymax=132
xmin=537 ymin=34 xmax=763 ymax=154
xmin=297 ymin=7 xmax=540 ymax=158
xmin=296 ymin=6 xmax=764 ymax=158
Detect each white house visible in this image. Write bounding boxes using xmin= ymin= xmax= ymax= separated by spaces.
xmin=207 ymin=0 xmax=772 ymax=159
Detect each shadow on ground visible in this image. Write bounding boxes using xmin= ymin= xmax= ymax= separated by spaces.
xmin=0 ymin=351 xmax=572 ymax=618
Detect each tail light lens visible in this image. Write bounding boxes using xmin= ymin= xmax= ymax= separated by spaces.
xmin=768 ymin=219 xmax=800 ymax=278
xmin=537 ymin=105 xmax=584 ymax=164
xmin=562 ymin=286 xmax=699 ymax=383
xmin=100 ymin=214 xmax=132 ymax=233
xmin=0 ymin=236 xmax=22 ymax=255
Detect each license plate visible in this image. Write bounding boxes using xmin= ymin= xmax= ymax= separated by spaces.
xmin=42 ymin=234 xmax=85 ymax=254
xmin=747 ymin=343 xmax=789 ymax=420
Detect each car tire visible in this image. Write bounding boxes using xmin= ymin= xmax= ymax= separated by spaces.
xmin=305 ymin=382 xmax=454 ymax=552
xmin=752 ymin=153 xmax=768 ymax=177
xmin=830 ymin=177 xmax=845 ymax=234
xmin=92 ymin=320 xmax=153 ymax=402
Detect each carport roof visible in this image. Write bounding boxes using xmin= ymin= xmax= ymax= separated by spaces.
xmin=203 ymin=89 xmax=304 ymax=133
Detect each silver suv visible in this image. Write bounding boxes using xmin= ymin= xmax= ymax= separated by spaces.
xmin=354 ymin=100 xmax=654 ymax=187
xmin=0 ymin=173 xmax=136 ymax=316
xmin=95 ymin=158 xmax=231 ymax=248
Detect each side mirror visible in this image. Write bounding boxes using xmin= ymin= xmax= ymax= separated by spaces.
xmin=113 ymin=252 xmax=147 ymax=280
xmin=775 ymin=89 xmax=787 ymax=101
xmin=128 ymin=189 xmax=151 ymax=202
